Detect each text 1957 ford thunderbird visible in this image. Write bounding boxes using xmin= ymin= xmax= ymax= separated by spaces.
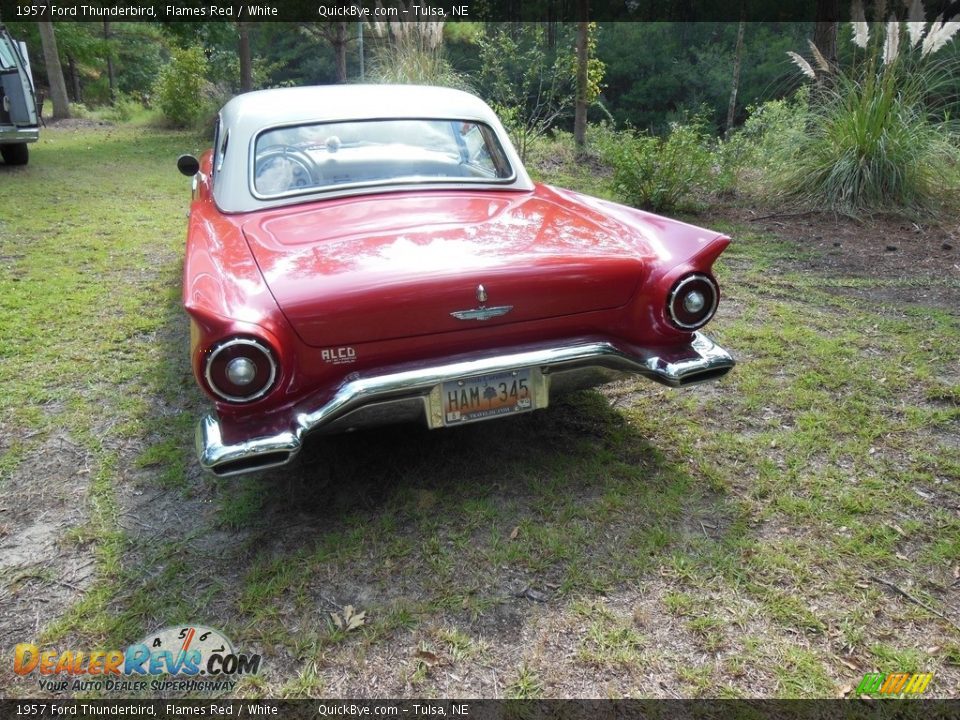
xmin=177 ymin=85 xmax=734 ymax=476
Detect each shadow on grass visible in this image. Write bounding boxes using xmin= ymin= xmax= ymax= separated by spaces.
xmin=130 ymin=283 xmax=745 ymax=657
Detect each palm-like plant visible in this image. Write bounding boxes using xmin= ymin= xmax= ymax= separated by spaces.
xmin=777 ymin=0 xmax=960 ymax=216
xmin=366 ymin=2 xmax=470 ymax=91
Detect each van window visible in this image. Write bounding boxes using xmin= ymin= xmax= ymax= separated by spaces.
xmin=0 ymin=38 xmax=18 ymax=69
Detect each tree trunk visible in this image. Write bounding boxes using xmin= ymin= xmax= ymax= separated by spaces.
xmin=37 ymin=20 xmax=70 ymax=119
xmin=104 ymin=21 xmax=116 ymax=104
xmin=573 ymin=2 xmax=589 ymax=150
xmin=238 ymin=22 xmax=253 ymax=92
xmin=726 ymin=19 xmax=746 ymax=137
xmin=67 ymin=56 xmax=81 ymax=103
xmin=813 ymin=0 xmax=838 ymax=65
xmin=306 ymin=22 xmax=350 ymax=83
xmin=358 ymin=21 xmax=364 ymax=81
xmin=334 ymin=22 xmax=348 ymax=83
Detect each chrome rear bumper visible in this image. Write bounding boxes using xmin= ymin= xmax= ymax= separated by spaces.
xmin=197 ymin=332 xmax=734 ymax=476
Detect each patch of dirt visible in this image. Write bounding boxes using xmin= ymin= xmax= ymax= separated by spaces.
xmin=512 ymin=584 xmax=776 ymax=697
xmin=43 ymin=118 xmax=116 ymax=131
xmin=0 ymin=430 xmax=95 ymax=673
xmin=710 ymin=205 xmax=960 ymax=310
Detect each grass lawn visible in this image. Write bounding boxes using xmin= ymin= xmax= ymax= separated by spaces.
xmin=1 ymin=123 xmax=958 ymax=699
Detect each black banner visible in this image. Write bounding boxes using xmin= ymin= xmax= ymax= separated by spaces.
xmin=1 ymin=0 xmax=958 ymax=23
xmin=4 ymin=700 xmax=960 ymax=720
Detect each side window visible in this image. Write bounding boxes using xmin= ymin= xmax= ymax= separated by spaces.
xmin=459 ymin=123 xmax=511 ymax=179
xmin=217 ymin=130 xmax=229 ymax=174
xmin=211 ymin=116 xmax=222 ymax=178
xmin=461 ymin=123 xmax=496 ymax=175
xmin=0 ymin=38 xmax=16 ymax=70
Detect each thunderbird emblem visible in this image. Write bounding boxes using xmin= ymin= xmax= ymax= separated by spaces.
xmin=451 ymin=284 xmax=512 ymax=321
xmin=451 ymin=306 xmax=513 ymax=321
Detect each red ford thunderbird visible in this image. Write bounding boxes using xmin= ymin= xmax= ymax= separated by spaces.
xmin=177 ymin=85 xmax=734 ymax=476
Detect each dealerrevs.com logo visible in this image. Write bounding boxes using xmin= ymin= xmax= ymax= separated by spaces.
xmin=14 ymin=625 xmax=262 ymax=694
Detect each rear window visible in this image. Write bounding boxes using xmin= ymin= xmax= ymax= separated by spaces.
xmin=252 ymin=118 xmax=514 ymax=198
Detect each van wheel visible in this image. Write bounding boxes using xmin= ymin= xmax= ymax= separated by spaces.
xmin=1 ymin=143 xmax=29 ymax=165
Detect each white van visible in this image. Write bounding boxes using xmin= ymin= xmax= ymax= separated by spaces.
xmin=0 ymin=25 xmax=39 ymax=165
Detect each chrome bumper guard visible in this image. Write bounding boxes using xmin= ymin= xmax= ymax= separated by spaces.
xmin=197 ymin=332 xmax=734 ymax=476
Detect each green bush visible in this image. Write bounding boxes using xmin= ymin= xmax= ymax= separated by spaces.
xmin=102 ymin=93 xmax=143 ymax=123
xmin=80 ymin=76 xmax=114 ymax=107
xmin=477 ymin=25 xmax=584 ymax=162
xmin=729 ymin=89 xmax=811 ymax=171
xmin=153 ymin=46 xmax=213 ymax=129
xmin=67 ymin=102 xmax=91 ymax=119
xmin=594 ymin=116 xmax=714 ymax=212
xmin=716 ymin=88 xmax=812 ymax=195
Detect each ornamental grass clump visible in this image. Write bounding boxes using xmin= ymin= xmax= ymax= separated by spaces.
xmin=775 ymin=0 xmax=960 ymax=216
xmin=366 ymin=7 xmax=471 ymax=91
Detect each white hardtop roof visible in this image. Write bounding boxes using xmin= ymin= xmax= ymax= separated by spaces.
xmin=221 ymin=84 xmax=505 ymax=130
xmin=213 ymin=84 xmax=533 ymax=213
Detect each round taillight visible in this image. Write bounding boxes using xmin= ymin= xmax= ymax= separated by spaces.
xmin=204 ymin=338 xmax=277 ymax=403
xmin=667 ymin=274 xmax=719 ymax=330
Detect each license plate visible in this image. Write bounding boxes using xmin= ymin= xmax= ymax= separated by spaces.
xmin=442 ymin=368 xmax=535 ymax=425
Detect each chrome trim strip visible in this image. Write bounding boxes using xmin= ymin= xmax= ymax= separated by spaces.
xmin=196 ymin=332 xmax=734 ymax=476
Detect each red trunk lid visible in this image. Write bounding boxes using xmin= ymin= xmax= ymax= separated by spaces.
xmin=242 ymin=190 xmax=653 ymax=347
